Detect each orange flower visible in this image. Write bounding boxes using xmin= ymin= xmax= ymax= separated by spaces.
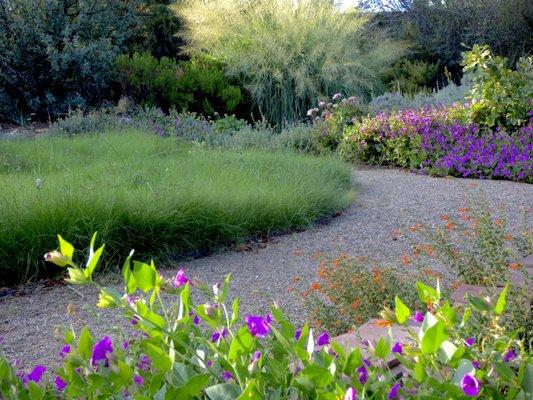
xmin=509 ymin=262 xmax=521 ymax=270
xmin=332 ymin=258 xmax=341 ymax=268
xmin=408 ymin=223 xmax=424 ymax=232
xmin=494 ymin=218 xmax=503 ymax=227
xmin=458 ymin=207 xmax=469 ymax=213
xmin=311 ymin=251 xmax=324 ymax=261
xmin=350 ymin=298 xmax=361 ymax=310
xmin=440 ymin=214 xmax=450 ymax=221
xmin=451 ymin=280 xmax=461 ymax=290
xmin=401 ymin=254 xmax=411 ymax=266
xmin=310 ymin=282 xmax=320 ymax=291
xmin=503 ymin=234 xmax=512 ymax=241
xmin=291 ymin=275 xmax=301 ymax=284
xmin=292 ymin=250 xmax=303 ymax=257
xmin=445 ymin=222 xmax=455 ymax=231
xmin=374 ymin=319 xmax=392 ymax=328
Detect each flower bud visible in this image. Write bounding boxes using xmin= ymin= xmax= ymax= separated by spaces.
xmin=204 ymin=303 xmax=217 ymax=319
xmin=44 ymin=251 xmax=69 ymax=267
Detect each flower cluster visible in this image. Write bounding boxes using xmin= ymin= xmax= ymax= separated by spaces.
xmin=0 ymin=235 xmax=531 ymax=399
xmin=339 ymin=105 xmax=532 ymax=182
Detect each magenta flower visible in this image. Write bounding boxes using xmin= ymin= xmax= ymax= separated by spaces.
xmin=465 ymin=337 xmax=475 ymax=347
xmin=174 ymin=269 xmax=189 ymax=287
xmin=60 ymin=345 xmax=71 ymax=358
xmin=134 ymin=374 xmax=144 ymax=386
xmin=388 ymin=383 xmax=401 ymax=399
xmin=253 ymin=351 xmax=261 ymax=361
xmin=54 ymin=376 xmax=67 ymax=391
xmin=344 ymin=387 xmax=357 ymax=400
xmin=461 ymin=373 xmax=481 ymax=397
xmin=503 ymin=349 xmax=516 ymax=362
xmin=245 ymin=315 xmax=272 ymax=338
xmin=472 ymin=361 xmax=481 ymax=370
xmin=27 ymin=365 xmax=46 ymax=383
xmin=294 ymin=328 xmax=302 ymax=341
xmin=392 ymin=342 xmax=403 ymax=355
xmin=91 ymin=336 xmax=113 ymax=367
xmin=317 ymin=332 xmax=330 ymax=346
xmin=357 ymin=366 xmax=368 ymax=384
xmin=412 ymin=311 xmax=424 ymax=323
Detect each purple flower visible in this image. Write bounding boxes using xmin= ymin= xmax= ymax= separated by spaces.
xmin=461 ymin=373 xmax=481 ymax=397
xmin=357 ymin=366 xmax=368 ymax=384
xmin=253 ymin=351 xmax=261 ymax=361
xmin=122 ymin=340 xmax=129 ymax=350
xmin=472 ymin=361 xmax=481 ymax=370
xmin=131 ymin=316 xmax=140 ymax=325
xmin=189 ymin=311 xmax=200 ymax=325
xmin=503 ymin=349 xmax=516 ymax=363
xmin=221 ymin=371 xmax=233 ymax=381
xmin=465 ymin=337 xmax=475 ymax=347
xmin=294 ymin=329 xmax=302 ymax=341
xmin=91 ymin=336 xmax=113 ymax=367
xmin=134 ymin=374 xmax=144 ymax=386
xmin=60 ymin=345 xmax=71 ymax=358
xmin=245 ymin=315 xmax=272 ymax=338
xmin=317 ymin=332 xmax=330 ymax=346
xmin=412 ymin=311 xmax=424 ymax=323
xmin=388 ymin=383 xmax=401 ymax=399
xmin=27 ymin=365 xmax=46 ymax=383
xmin=363 ymin=358 xmax=371 ymax=367
xmin=138 ymin=355 xmax=151 ymax=371
xmin=392 ymin=342 xmax=403 ymax=355
xmin=211 ymin=328 xmax=228 ymax=342
xmin=344 ymin=387 xmax=357 ymax=400
xmin=174 ymin=269 xmax=189 ymax=287
xmin=54 ymin=376 xmax=67 ymax=391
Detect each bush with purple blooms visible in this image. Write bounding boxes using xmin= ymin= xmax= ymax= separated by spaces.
xmin=1 ymin=235 xmax=532 ymax=399
xmin=339 ymin=105 xmax=533 ymax=182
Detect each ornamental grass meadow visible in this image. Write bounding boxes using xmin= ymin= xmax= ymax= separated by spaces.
xmin=1 ymin=234 xmax=531 ymax=399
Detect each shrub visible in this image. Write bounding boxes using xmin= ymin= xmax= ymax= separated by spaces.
xmin=384 ymin=59 xmax=439 ymax=95
xmin=0 ymin=0 xmax=141 ymax=122
xmin=1 ymin=235 xmax=531 ymax=399
xmin=0 ymin=131 xmax=354 ymax=284
xmin=462 ymin=45 xmax=533 ymax=130
xmin=339 ymin=105 xmax=533 ymax=182
xmin=302 ymin=255 xmax=422 ymax=336
xmin=115 ymin=53 xmax=247 ymax=117
xmin=178 ymin=0 xmax=405 ymax=127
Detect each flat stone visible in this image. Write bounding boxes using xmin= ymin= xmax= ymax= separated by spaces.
xmin=450 ymin=284 xmax=502 ymax=306
xmin=520 ymin=254 xmax=533 ymax=268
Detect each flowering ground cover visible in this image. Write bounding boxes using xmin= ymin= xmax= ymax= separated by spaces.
xmin=0 ymin=236 xmax=531 ymax=399
xmin=0 ymin=130 xmax=354 ymax=285
xmin=339 ymin=106 xmax=533 ymax=182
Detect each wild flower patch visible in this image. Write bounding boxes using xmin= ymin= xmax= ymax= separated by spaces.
xmin=0 ymin=235 xmax=531 ymax=399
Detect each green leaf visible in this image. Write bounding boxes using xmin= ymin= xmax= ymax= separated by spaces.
xmin=58 ymin=234 xmax=74 ymax=260
xmin=521 ymin=364 xmax=533 ymax=397
xmin=122 ymin=250 xmax=137 ymax=294
xmin=144 ymin=343 xmax=172 ymax=372
xmin=96 ymin=288 xmax=121 ymax=308
xmin=374 ymin=337 xmax=391 ymax=359
xmin=395 ymin=296 xmax=411 ymax=324
xmin=416 ymin=282 xmax=439 ymax=305
xmin=494 ymin=284 xmax=508 ymax=315
xmin=420 ymin=316 xmax=447 ymax=354
xmin=295 ymin=365 xmax=333 ymax=389
xmin=237 ymin=380 xmax=262 ymax=400
xmin=205 ymin=384 xmax=242 ymax=400
xmin=85 ymin=244 xmax=104 ymax=279
xmin=414 ymin=361 xmax=426 ymax=383
xmin=78 ymin=327 xmax=94 ymax=360
xmin=133 ymin=261 xmax=156 ymax=292
xmin=466 ymin=294 xmax=491 ymax=312
xmin=494 ymin=361 xmax=516 ymax=383
xmin=27 ymin=381 xmax=44 ymax=400
xmin=67 ymin=267 xmax=89 ymax=285
xmin=440 ymin=341 xmax=458 ymax=361
xmin=453 ymin=359 xmax=475 ymax=386
xmin=343 ymin=348 xmax=362 ymax=374
xmin=185 ymin=373 xmax=211 ymax=397
xmin=230 ymin=298 xmax=240 ymax=325
xmin=228 ymin=326 xmax=254 ymax=361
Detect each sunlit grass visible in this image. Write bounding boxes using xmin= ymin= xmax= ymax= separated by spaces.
xmin=0 ymin=130 xmax=354 ymax=284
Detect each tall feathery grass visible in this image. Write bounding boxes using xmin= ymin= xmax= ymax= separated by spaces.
xmin=177 ymin=0 xmax=406 ymax=127
xmin=0 ymin=130 xmax=354 ymax=284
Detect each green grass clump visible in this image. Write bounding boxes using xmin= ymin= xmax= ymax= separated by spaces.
xmin=0 ymin=130 xmax=354 ymax=284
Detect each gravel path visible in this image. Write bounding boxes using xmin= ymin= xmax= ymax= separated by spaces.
xmin=1 ymin=167 xmax=532 ymax=368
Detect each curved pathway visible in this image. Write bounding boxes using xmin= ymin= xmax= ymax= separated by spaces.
xmin=1 ymin=167 xmax=532 ymax=367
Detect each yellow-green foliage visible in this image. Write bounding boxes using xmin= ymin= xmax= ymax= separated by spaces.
xmin=177 ymin=0 xmax=405 ymax=127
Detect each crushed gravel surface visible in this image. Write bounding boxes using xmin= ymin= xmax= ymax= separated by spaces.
xmin=1 ymin=167 xmax=532 ymax=368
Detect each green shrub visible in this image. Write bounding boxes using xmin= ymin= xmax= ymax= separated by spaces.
xmin=1 ymin=235 xmax=531 ymax=399
xmin=115 ymin=53 xmax=247 ymax=117
xmin=179 ymin=0 xmax=405 ymax=127
xmin=0 ymin=131 xmax=354 ymax=284
xmin=0 ymin=0 xmax=141 ymax=122
xmin=385 ymin=59 xmax=439 ymax=95
xmin=462 ymin=45 xmax=533 ymax=130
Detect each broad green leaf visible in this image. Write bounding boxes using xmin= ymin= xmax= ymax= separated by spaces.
xmin=231 ymin=298 xmax=240 ymax=325
xmin=205 ymin=384 xmax=242 ymax=400
xmin=78 ymin=327 xmax=94 ymax=360
xmin=228 ymin=326 xmax=254 ymax=361
xmin=343 ymin=348 xmax=362 ymax=374
xmin=494 ymin=284 xmax=508 ymax=315
xmin=416 ymin=282 xmax=439 ymax=305
xmin=27 ymin=381 xmax=44 ymax=400
xmin=67 ymin=267 xmax=89 ymax=285
xmin=466 ymin=294 xmax=491 ymax=312
xmin=395 ymin=296 xmax=410 ymax=324
xmin=185 ymin=374 xmax=211 ymax=397
xmin=296 ymin=365 xmax=333 ymax=389
xmin=122 ymin=250 xmax=137 ymax=294
xmin=85 ymin=244 xmax=104 ymax=279
xmin=58 ymin=235 xmax=74 ymax=260
xmin=452 ymin=359 xmax=475 ymax=386
xmin=96 ymin=288 xmax=121 ymax=309
xmin=144 ymin=343 xmax=172 ymax=372
xmin=133 ymin=261 xmax=156 ymax=292
xmin=414 ymin=361 xmax=426 ymax=383
xmin=375 ymin=337 xmax=391 ymax=359
xmin=421 ymin=317 xmax=447 ymax=354
xmin=494 ymin=361 xmax=516 ymax=383
xmin=136 ymin=302 xmax=166 ymax=329
xmin=237 ymin=380 xmax=262 ymax=400
xmin=440 ymin=341 xmax=458 ymax=361
xmin=521 ymin=364 xmax=533 ymax=397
